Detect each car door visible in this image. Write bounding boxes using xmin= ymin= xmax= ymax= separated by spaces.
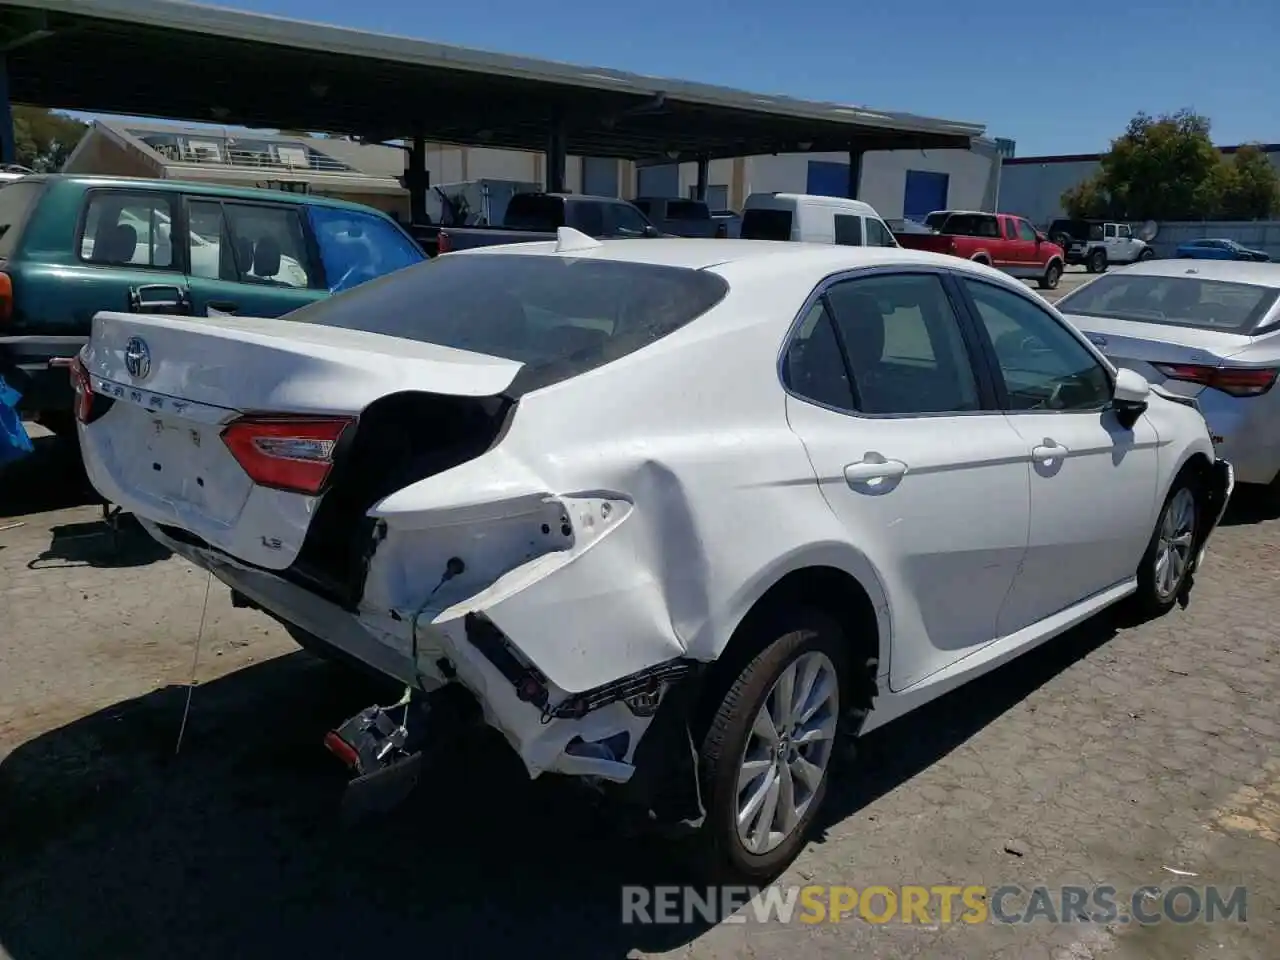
xmin=955 ymin=275 xmax=1160 ymax=633
xmin=1014 ymin=217 xmax=1047 ymax=275
xmin=76 ymin=188 xmax=193 ymax=317
xmin=183 ymin=197 xmax=327 ymax=318
xmin=604 ymin=201 xmax=654 ymax=238
xmin=781 ymin=268 xmax=1032 ymax=691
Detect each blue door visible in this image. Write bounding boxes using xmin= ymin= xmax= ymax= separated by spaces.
xmin=582 ymin=157 xmax=619 ymax=197
xmin=637 ymin=164 xmax=679 ymax=197
xmin=903 ymin=170 xmax=950 ymax=220
xmin=806 ymin=160 xmax=850 ymax=198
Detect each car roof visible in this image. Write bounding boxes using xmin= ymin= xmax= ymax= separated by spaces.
xmin=1112 ymin=258 xmax=1280 ymax=286
xmin=28 ymin=173 xmax=392 ymax=215
xmin=458 ymin=235 xmax=1023 ymax=282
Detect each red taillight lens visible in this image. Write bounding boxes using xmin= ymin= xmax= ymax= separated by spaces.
xmin=0 ymin=271 xmax=12 ymax=324
xmin=220 ymin=416 xmax=354 ymax=495
xmin=70 ymin=354 xmax=94 ymax=423
xmin=437 ymin=231 xmax=452 ymax=254
xmin=1152 ymin=363 xmax=1279 ymax=398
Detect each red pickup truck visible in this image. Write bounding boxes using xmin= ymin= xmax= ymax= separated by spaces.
xmin=894 ymin=211 xmax=1066 ymax=291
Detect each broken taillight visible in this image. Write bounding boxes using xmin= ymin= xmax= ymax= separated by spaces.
xmin=220 ymin=415 xmax=354 ymax=495
xmin=1151 ymin=363 xmax=1279 ymax=398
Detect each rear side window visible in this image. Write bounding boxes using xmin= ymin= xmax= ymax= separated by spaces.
xmin=833 ymin=214 xmax=863 ymax=246
xmin=503 ymin=195 xmax=566 ymax=230
xmin=665 ymin=200 xmax=709 ymax=221
xmin=0 ymin=180 xmax=46 ymax=258
xmin=221 ymin=203 xmax=316 ymax=288
xmin=741 ymin=208 xmax=793 ymax=241
xmin=80 ymin=191 xmax=178 ymax=268
xmin=289 ymin=253 xmax=729 ymax=394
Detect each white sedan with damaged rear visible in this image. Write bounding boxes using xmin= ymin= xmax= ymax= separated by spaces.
xmin=76 ymin=231 xmax=1233 ymax=879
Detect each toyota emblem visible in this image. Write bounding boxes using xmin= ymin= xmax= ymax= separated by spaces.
xmin=124 ymin=336 xmax=151 ymax=380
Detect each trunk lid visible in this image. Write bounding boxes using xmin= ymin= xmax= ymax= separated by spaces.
xmin=80 ymin=311 xmax=523 ymax=571
xmin=1061 ymin=311 xmax=1255 ymax=396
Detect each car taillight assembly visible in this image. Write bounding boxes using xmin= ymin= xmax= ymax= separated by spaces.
xmin=1152 ymin=362 xmax=1279 ymax=398
xmin=0 ymin=271 xmax=11 ymax=324
xmin=220 ymin=415 xmax=354 ymax=495
xmin=70 ymin=354 xmax=94 ymax=423
xmin=437 ymin=231 xmax=452 ymax=254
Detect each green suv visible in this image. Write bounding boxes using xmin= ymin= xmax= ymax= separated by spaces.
xmin=0 ymin=175 xmax=425 ymax=437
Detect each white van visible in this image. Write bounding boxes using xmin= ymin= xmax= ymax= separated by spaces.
xmin=739 ymin=193 xmax=899 ymax=247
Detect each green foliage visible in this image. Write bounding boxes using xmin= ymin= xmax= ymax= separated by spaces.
xmin=12 ymin=106 xmax=88 ymax=172
xmin=1060 ymin=110 xmax=1280 ymax=222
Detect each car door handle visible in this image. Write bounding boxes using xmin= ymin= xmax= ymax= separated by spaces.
xmin=206 ymin=301 xmax=239 ymax=315
xmin=1031 ymin=441 xmax=1069 ymax=463
xmin=844 ymin=458 xmax=908 ymax=484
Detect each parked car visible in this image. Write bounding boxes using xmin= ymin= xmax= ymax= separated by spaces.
xmin=0 ymin=174 xmax=425 ymax=439
xmin=434 ymin=192 xmax=661 ymax=252
xmin=631 ymin=197 xmax=725 ymax=237
xmin=1055 ymin=259 xmax=1280 ymax=492
xmin=76 ymin=233 xmax=1231 ymax=879
xmin=739 ymin=193 xmax=899 ymax=247
xmin=893 ymin=211 xmax=1066 ymax=290
xmin=1175 ymin=238 xmax=1271 ymax=262
xmin=1046 ymin=218 xmax=1155 ymax=272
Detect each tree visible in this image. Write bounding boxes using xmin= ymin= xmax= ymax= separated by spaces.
xmin=1061 ymin=111 xmax=1280 ymax=222
xmin=1217 ymin=145 xmax=1280 ymax=220
xmin=11 ymin=106 xmax=88 ymax=171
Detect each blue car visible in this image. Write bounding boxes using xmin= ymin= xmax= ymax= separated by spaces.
xmin=1175 ymin=238 xmax=1271 ymax=261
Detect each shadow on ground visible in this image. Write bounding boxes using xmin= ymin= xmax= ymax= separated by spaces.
xmin=1219 ymin=485 xmax=1280 ymax=527
xmin=25 ymin=513 xmax=172 ymax=570
xmin=0 ymin=615 xmax=1120 ymax=960
xmin=0 ymin=433 xmax=99 ymax=518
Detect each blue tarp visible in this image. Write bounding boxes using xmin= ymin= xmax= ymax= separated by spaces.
xmin=0 ymin=375 xmax=34 ymax=467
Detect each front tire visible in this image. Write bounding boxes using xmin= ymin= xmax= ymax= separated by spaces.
xmin=1139 ymin=247 xmax=1155 ymax=261
xmin=1039 ymin=261 xmax=1063 ymax=290
xmin=696 ymin=610 xmax=848 ymax=881
xmin=1130 ymin=475 xmax=1199 ymax=619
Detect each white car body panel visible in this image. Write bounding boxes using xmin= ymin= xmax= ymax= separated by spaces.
xmin=78 ymin=239 xmax=1229 ymax=790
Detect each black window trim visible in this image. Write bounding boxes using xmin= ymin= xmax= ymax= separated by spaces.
xmin=949 ymin=272 xmax=1118 ymax=416
xmin=75 ymin=186 xmax=189 ymax=274
xmin=181 ymin=193 xmax=328 ymax=290
xmin=776 ymin=264 xmax=1003 ymax=420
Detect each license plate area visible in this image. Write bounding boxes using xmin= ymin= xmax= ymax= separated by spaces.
xmin=111 ymin=402 xmax=253 ymax=525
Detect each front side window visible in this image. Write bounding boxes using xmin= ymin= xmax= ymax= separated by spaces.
xmin=220 ymin=202 xmax=314 ymax=289
xmin=1016 ymin=219 xmax=1039 ymax=242
xmin=80 ymin=191 xmax=177 ymax=268
xmin=865 ymin=217 xmax=899 ymax=247
xmin=962 ymin=278 xmax=1111 ymax=412
xmin=308 ymin=205 xmax=424 ymax=294
xmin=608 ymin=203 xmax=650 ymax=237
xmin=823 ymin=273 xmax=981 ymax=415
xmin=288 ymin=253 xmax=728 ymax=394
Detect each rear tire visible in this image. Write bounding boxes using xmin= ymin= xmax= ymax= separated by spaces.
xmin=1128 ymin=472 xmax=1200 ymax=620
xmin=695 ymin=609 xmax=850 ymax=882
xmin=1139 ymin=247 xmax=1155 ymax=261
xmin=1039 ymin=261 xmax=1063 ymax=290
xmin=1087 ymin=249 xmax=1107 ymax=273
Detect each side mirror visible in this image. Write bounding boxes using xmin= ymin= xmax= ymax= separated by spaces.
xmin=643 ymin=224 xmax=660 ymax=237
xmin=1112 ymin=367 xmax=1150 ymax=428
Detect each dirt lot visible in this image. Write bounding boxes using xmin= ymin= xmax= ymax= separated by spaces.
xmin=2 ymin=373 xmax=1278 ymax=959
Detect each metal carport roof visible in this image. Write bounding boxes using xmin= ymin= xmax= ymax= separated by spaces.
xmin=0 ymin=0 xmax=984 ymax=162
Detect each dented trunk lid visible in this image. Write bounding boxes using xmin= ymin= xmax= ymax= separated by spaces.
xmin=79 ymin=311 xmax=523 ymax=571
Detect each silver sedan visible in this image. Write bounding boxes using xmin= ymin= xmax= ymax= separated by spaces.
xmin=1055 ymin=259 xmax=1280 ymax=488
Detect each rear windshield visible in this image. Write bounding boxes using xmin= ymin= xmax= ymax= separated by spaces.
xmin=0 ymin=179 xmax=46 ymax=258
xmin=939 ymin=214 xmax=999 ymax=238
xmin=288 ymin=253 xmax=730 ymax=394
xmin=740 ymin=208 xmax=793 ymax=241
xmin=503 ymin=195 xmax=566 ymax=230
xmin=664 ymin=200 xmax=710 ymax=221
xmin=1056 ymin=273 xmax=1280 ymax=333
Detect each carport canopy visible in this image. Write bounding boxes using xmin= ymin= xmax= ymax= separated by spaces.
xmin=0 ymin=0 xmax=983 ymax=164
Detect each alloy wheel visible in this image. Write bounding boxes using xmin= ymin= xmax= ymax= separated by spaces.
xmin=1154 ymin=487 xmax=1196 ymax=602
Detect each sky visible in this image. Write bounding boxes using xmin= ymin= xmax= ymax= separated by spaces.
xmin=89 ymin=0 xmax=1279 ymax=156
